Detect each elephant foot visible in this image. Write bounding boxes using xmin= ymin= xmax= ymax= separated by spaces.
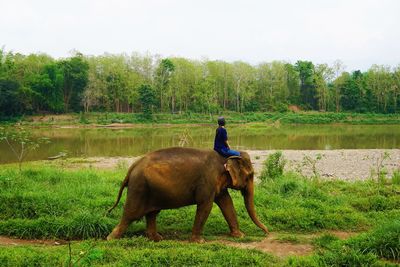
xmin=230 ymin=230 xmax=245 ymax=238
xmin=146 ymin=232 xmax=163 ymax=242
xmin=106 ymin=233 xmax=118 ymax=241
xmin=190 ymin=235 xmax=205 ymax=243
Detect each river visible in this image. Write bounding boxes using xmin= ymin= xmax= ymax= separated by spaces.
xmin=1 ymin=124 xmax=399 ymax=163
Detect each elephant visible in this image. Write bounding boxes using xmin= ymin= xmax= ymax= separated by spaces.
xmin=107 ymin=147 xmax=268 ymax=242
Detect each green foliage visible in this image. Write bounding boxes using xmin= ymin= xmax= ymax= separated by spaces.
xmin=260 ymin=151 xmax=286 ymax=181
xmin=295 ymin=61 xmax=317 ymax=109
xmin=138 ymin=84 xmax=156 ymax=120
xmin=155 ymin=58 xmax=175 ymax=113
xmin=0 ymin=79 xmax=22 ymax=117
xmin=2 ymin=48 xmax=400 ymax=117
xmin=57 ymin=53 xmax=89 ymax=112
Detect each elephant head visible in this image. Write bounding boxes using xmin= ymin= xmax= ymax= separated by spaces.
xmin=226 ymin=153 xmax=269 ymax=234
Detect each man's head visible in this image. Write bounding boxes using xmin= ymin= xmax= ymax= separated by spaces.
xmin=218 ymin=117 xmax=226 ymax=126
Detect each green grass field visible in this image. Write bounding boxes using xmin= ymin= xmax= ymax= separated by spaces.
xmin=0 ymin=160 xmax=399 ymax=266
xmin=4 ymin=111 xmax=400 ymax=126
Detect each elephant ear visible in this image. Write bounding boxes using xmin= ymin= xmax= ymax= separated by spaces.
xmin=226 ymin=156 xmax=242 ymax=187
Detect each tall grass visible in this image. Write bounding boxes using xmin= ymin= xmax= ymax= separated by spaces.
xmin=0 ymin=163 xmax=399 ymax=240
xmin=0 ymin=162 xmax=399 ymax=266
xmin=288 ymin=220 xmax=400 ymax=266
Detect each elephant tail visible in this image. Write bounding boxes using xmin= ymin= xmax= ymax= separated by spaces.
xmin=107 ymin=173 xmax=130 ymax=214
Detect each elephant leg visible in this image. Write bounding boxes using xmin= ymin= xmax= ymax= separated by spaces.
xmin=215 ymin=191 xmax=244 ymax=238
xmin=145 ymin=210 xmax=163 ymax=242
xmin=107 ymin=216 xmax=133 ymax=240
xmin=107 ymin=200 xmax=145 ymax=240
xmin=190 ymin=200 xmax=213 ymax=243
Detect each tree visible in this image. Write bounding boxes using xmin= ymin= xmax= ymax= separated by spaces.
xmin=0 ymin=79 xmax=21 ymax=116
xmin=138 ymin=84 xmax=156 ymax=120
xmin=257 ymin=61 xmax=290 ymax=111
xmin=332 ymin=60 xmax=346 ymax=112
xmin=314 ymin=64 xmax=333 ymax=111
xmin=295 ymin=61 xmax=316 ymax=109
xmin=367 ymin=65 xmax=392 ymax=113
xmin=58 ymin=54 xmax=89 ymax=112
xmin=29 ymin=63 xmax=64 ymax=112
xmin=337 ymin=72 xmax=354 ymax=111
xmin=0 ymin=49 xmax=22 ymax=116
xmin=232 ymin=61 xmax=255 ymax=112
xmin=155 ymin=59 xmax=175 ymax=112
xmin=285 ymin=63 xmax=301 ymax=106
xmin=170 ymin=58 xmax=198 ymax=113
xmin=392 ymin=65 xmax=400 ymax=113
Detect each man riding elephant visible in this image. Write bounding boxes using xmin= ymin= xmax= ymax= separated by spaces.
xmin=107 ymin=147 xmax=269 ymax=242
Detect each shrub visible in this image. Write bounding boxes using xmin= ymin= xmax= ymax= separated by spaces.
xmin=260 ymin=151 xmax=286 ymax=181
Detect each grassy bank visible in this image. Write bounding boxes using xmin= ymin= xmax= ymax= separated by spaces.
xmin=0 ymin=238 xmax=275 ymax=267
xmin=287 ymin=220 xmax=400 ymax=266
xmin=0 ymin=161 xmax=399 ymax=266
xmin=1 ymin=164 xmax=399 ymax=239
xmin=3 ymin=111 xmax=400 ymax=126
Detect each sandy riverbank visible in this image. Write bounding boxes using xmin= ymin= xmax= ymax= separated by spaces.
xmin=249 ymin=149 xmax=400 ymax=180
xmin=63 ymin=149 xmax=400 ymax=181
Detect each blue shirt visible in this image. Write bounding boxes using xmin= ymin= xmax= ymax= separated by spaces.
xmin=214 ymin=127 xmax=228 ymax=151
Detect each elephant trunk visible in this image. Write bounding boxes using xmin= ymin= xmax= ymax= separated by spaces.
xmin=242 ymin=178 xmax=269 ymax=234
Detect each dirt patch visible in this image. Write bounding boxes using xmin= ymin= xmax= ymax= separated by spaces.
xmin=0 ymin=236 xmax=66 ymax=246
xmin=219 ymin=233 xmax=313 ymax=258
xmin=217 ymin=231 xmax=357 ymax=258
xmin=328 ymin=230 xmax=357 ymax=240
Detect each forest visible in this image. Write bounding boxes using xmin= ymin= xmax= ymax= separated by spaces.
xmin=1 ymin=48 xmax=400 ymax=118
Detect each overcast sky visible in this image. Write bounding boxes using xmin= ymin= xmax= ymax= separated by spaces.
xmin=1 ymin=0 xmax=400 ymax=71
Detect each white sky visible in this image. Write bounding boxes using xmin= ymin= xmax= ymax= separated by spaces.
xmin=1 ymin=0 xmax=400 ymax=71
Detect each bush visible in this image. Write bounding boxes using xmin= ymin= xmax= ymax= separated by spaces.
xmin=260 ymin=151 xmax=286 ymax=181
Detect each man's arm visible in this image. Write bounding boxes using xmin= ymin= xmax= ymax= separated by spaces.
xmin=224 ymin=140 xmax=230 ymax=150
xmin=222 ymin=128 xmax=230 ymax=149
